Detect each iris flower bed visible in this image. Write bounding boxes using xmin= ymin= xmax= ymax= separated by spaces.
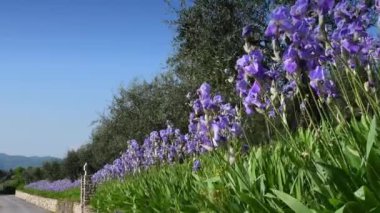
xmin=91 ymin=116 xmax=380 ymax=212
xmin=26 ymin=0 xmax=380 ymax=212
xmin=25 ymin=179 xmax=80 ymax=192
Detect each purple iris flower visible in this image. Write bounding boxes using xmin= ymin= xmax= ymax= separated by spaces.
xmin=168 ymin=145 xmax=177 ymax=163
xmin=244 ymin=82 xmax=260 ymax=107
xmin=242 ymin=25 xmax=253 ymax=37
xmin=290 ymin=0 xmax=309 ymax=18
xmin=192 ymin=160 xmax=201 ymax=172
xmin=309 ymin=66 xmax=336 ymax=99
xmin=283 ymin=45 xmax=298 ymax=74
xmin=244 ymin=62 xmax=265 ymax=78
xmin=249 ymin=81 xmax=261 ymax=95
xmin=217 ymin=116 xmax=229 ymax=129
xmin=283 ymin=46 xmax=299 ymax=74
xmin=268 ymin=108 xmax=276 ymax=118
xmin=282 ymin=80 xmax=297 ymax=98
xmin=244 ymin=81 xmax=268 ymax=111
xmin=265 ymin=6 xmax=293 ymax=37
xmin=237 ymin=50 xmax=266 ymax=79
xmin=198 ymin=82 xmax=211 ymax=99
xmin=236 ymin=79 xmax=249 ymax=97
xmin=317 ymin=0 xmax=335 ymax=14
xmin=334 ymin=2 xmax=353 ymax=23
xmin=231 ymin=122 xmax=242 ymax=136
xmin=129 ymin=139 xmax=139 ymax=150
xmin=309 ymin=66 xmax=325 ymax=84
xmin=249 ymin=50 xmax=264 ymax=62
xmin=236 ymin=54 xmax=250 ymax=68
xmin=341 ymin=39 xmax=360 ymax=54
xmin=213 ymin=95 xmax=223 ymax=104
xmin=243 ymin=101 xmax=254 ymax=115
xmin=292 ymin=20 xmax=309 ymax=42
xmin=150 ymin=131 xmax=160 ymax=141
xmin=192 ymin=99 xmax=203 ymax=115
xmin=284 ymin=58 xmax=298 ymax=74
xmin=211 ymin=123 xmax=221 ymax=146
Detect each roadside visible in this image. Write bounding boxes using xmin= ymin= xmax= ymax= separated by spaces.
xmin=0 ymin=195 xmax=48 ymax=213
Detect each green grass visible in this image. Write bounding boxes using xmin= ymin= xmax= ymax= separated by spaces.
xmin=18 ymin=187 xmax=80 ymax=202
xmin=90 ymin=116 xmax=380 ymax=212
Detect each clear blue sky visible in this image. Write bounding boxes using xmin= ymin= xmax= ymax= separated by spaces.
xmin=0 ymin=0 xmax=175 ymax=158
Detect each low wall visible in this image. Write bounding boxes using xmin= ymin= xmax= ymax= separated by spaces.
xmin=16 ymin=190 xmax=58 ymax=212
xmin=15 ymin=190 xmax=89 ymax=213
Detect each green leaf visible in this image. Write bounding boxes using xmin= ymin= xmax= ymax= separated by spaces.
xmin=354 ymin=186 xmax=365 ymax=200
xmin=366 ymin=116 xmax=377 ymax=160
xmin=317 ymin=162 xmax=356 ymax=200
xmin=341 ymin=201 xmax=365 ymax=213
xmin=367 ymin=149 xmax=380 ymax=200
xmin=343 ymin=145 xmax=361 ymax=171
xmin=335 ymin=205 xmax=344 ymax=213
xmin=192 ymin=173 xmax=201 ymax=181
xmin=206 ymin=176 xmax=221 ymax=183
xmin=272 ymin=189 xmax=313 ymax=213
xmin=363 ymin=186 xmax=379 ymax=210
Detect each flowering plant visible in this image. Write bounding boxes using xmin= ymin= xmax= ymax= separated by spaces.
xmin=236 ymin=0 xmax=380 ymax=124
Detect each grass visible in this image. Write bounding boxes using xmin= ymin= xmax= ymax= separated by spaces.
xmin=90 ymin=115 xmax=380 ymax=212
xmin=89 ymin=55 xmax=380 ymax=212
xmin=18 ymin=187 xmax=80 ymax=202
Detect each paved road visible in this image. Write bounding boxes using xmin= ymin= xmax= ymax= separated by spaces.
xmin=0 ymin=195 xmax=48 ymax=213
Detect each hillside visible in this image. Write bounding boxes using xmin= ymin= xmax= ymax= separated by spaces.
xmin=0 ymin=153 xmax=59 ymax=170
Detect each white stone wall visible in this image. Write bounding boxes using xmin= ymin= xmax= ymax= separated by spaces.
xmin=15 ymin=190 xmax=91 ymax=213
xmin=15 ymin=190 xmax=58 ymax=212
xmin=73 ymin=203 xmax=82 ymax=213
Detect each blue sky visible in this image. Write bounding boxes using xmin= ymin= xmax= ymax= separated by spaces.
xmin=0 ymin=0 xmax=175 ymax=157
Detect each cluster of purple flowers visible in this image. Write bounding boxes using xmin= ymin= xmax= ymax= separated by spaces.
xmin=91 ymin=83 xmax=241 ymax=183
xmin=25 ymin=179 xmax=80 ymax=192
xmin=187 ymin=83 xmax=241 ymax=152
xmin=236 ymin=0 xmax=380 ymax=117
xmin=91 ymin=126 xmax=187 ymax=183
xmin=236 ymin=49 xmax=279 ymax=116
xmin=26 ymin=83 xmax=240 ymax=190
xmin=330 ymin=1 xmax=380 ymax=68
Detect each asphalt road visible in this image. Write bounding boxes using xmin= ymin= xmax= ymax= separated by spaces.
xmin=0 ymin=195 xmax=48 ymax=213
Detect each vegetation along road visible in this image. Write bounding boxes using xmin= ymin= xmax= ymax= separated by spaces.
xmin=0 ymin=195 xmax=48 ymax=213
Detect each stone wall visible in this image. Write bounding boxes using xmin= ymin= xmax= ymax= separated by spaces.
xmin=73 ymin=203 xmax=82 ymax=213
xmin=15 ymin=190 xmax=90 ymax=213
xmin=15 ymin=190 xmax=58 ymax=212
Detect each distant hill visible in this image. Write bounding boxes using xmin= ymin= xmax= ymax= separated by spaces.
xmin=0 ymin=153 xmax=60 ymax=171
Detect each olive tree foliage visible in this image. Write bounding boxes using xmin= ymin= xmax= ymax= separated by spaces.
xmin=63 ymin=150 xmax=82 ymax=181
xmin=167 ymin=0 xmax=294 ymax=100
xmin=88 ymin=71 xmax=189 ymax=170
xmin=22 ymin=167 xmax=44 ymax=183
xmin=59 ymin=144 xmax=96 ymax=179
xmin=41 ymin=161 xmax=64 ymax=181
